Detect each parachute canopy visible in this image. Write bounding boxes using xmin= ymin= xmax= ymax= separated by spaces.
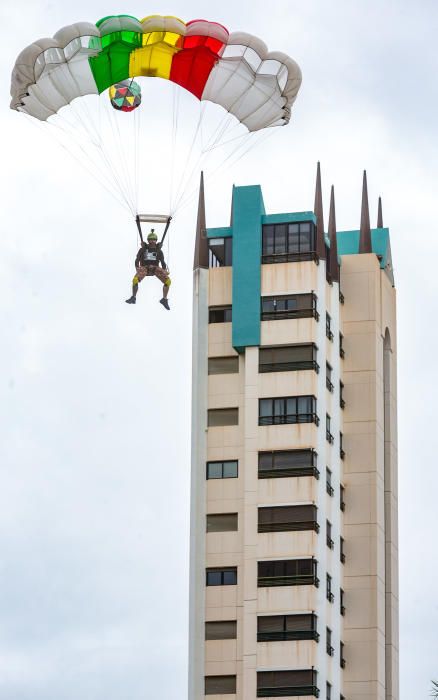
xmin=10 ymin=14 xmax=302 ymax=132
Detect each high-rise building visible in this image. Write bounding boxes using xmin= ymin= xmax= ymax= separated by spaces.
xmin=190 ymin=165 xmax=398 ymax=700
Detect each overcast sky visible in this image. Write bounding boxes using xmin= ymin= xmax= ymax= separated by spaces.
xmin=1 ymin=1 xmax=437 ymax=698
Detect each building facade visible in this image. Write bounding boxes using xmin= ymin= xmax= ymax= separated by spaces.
xmin=189 ymin=166 xmax=398 ymax=700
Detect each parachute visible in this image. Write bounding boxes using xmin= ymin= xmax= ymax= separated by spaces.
xmin=10 ymin=14 xmax=302 ymax=220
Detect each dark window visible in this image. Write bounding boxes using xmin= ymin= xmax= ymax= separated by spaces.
xmin=258 ymin=449 xmax=319 ymax=479
xmin=340 ymin=484 xmax=345 ymax=511
xmin=258 ymin=504 xmax=319 ymax=533
xmin=326 ymin=573 xmax=334 ymax=602
xmin=205 ymin=620 xmax=237 ymax=640
xmin=326 ymin=313 xmax=334 ymax=341
xmin=262 ymin=221 xmax=316 ymax=264
xmin=259 ymin=396 xmax=319 ymax=426
xmin=326 ymin=414 xmax=334 ymax=443
xmin=259 ymin=344 xmax=319 ymax=374
xmin=261 ymin=292 xmax=319 ymax=322
xmin=208 ymin=237 xmax=232 ymax=267
xmin=208 ymin=356 xmax=239 ymax=375
xmin=258 ymin=558 xmax=319 ymax=588
xmin=326 ymin=468 xmax=334 ymax=496
xmin=340 ymin=588 xmax=346 ymax=616
xmin=206 ymin=567 xmax=237 ymax=586
xmin=206 ymin=513 xmax=238 ymax=533
xmin=326 ymin=363 xmax=334 ymax=392
xmin=326 ymin=682 xmax=332 ymax=700
xmin=205 ymin=675 xmax=236 ymax=695
xmin=340 ymin=432 xmax=345 ymax=460
xmin=208 ymin=408 xmax=238 ymax=427
xmin=340 ymin=641 xmax=346 ymax=668
xmin=207 ymin=460 xmax=238 ymax=479
xmin=339 ymin=332 xmax=345 ymax=358
xmin=326 ymin=520 xmax=334 ymax=549
xmin=209 ymin=306 xmax=232 ymax=323
xmin=257 ymin=669 xmax=318 ymax=698
xmin=257 ymin=613 xmax=319 ymax=642
xmin=340 ymin=537 xmax=345 ymax=563
xmin=326 ymin=627 xmax=334 ymax=656
xmin=340 ymin=381 xmax=345 ymax=409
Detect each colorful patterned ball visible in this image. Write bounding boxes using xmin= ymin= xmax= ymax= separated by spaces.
xmin=109 ymin=80 xmax=142 ymax=112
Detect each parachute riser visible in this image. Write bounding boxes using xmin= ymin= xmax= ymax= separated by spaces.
xmin=135 ymin=214 xmax=172 ymax=248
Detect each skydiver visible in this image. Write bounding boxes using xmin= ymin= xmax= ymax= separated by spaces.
xmin=125 ymin=229 xmax=171 ymax=310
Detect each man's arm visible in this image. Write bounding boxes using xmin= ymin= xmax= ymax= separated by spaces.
xmin=159 ymin=248 xmax=167 ymax=269
xmin=135 ymin=248 xmax=142 ymax=269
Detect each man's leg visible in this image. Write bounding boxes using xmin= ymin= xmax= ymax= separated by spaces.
xmin=156 ymin=269 xmax=171 ymax=310
xmin=125 ymin=272 xmax=140 ymax=304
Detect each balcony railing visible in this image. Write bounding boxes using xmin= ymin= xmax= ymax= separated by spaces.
xmin=340 ymin=552 xmax=346 ymax=564
xmin=260 ymin=413 xmax=320 ymax=427
xmin=257 ymin=685 xmax=320 ymax=698
xmin=327 ymin=644 xmax=334 ymax=657
xmin=262 ymin=251 xmax=319 ymax=265
xmin=340 ymin=447 xmax=345 ymax=460
xmin=340 ymin=397 xmax=346 ymax=409
xmin=326 ymin=483 xmax=334 ymax=497
xmin=259 ymin=465 xmax=320 ymax=479
xmin=257 ymin=629 xmax=320 ymax=643
xmin=326 ymin=377 xmax=334 ymax=392
xmin=261 ymin=308 xmax=320 ymax=322
xmin=258 ymin=573 xmax=320 ymax=588
xmin=260 ymin=360 xmax=319 ymax=374
xmin=327 ymin=537 xmax=334 ymax=550
xmin=326 ymin=431 xmax=334 ymax=444
xmin=341 ymin=658 xmax=346 ymax=669
xmin=259 ymin=519 xmax=320 ymax=534
xmin=327 ymin=591 xmax=335 ymax=603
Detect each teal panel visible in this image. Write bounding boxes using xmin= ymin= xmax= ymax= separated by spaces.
xmin=231 ymin=185 xmax=265 ymax=352
xmin=262 ymin=211 xmax=316 ymax=225
xmin=206 ymin=226 xmax=232 ymax=238
xmin=336 ymin=228 xmax=390 ymax=269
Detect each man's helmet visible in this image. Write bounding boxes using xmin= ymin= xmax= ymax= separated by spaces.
xmin=147 ymin=229 xmax=158 ymax=242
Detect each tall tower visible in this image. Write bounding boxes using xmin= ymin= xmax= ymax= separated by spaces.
xmin=189 ymin=166 xmax=398 ymax=700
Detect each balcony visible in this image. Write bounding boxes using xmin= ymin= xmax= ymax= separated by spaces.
xmin=257 ymin=685 xmax=320 ymax=698
xmin=258 ymin=449 xmax=319 ymax=480
xmin=326 ymin=377 xmax=334 ymax=392
xmin=260 ymin=413 xmax=320 ymax=427
xmin=326 ymin=431 xmax=334 ymax=444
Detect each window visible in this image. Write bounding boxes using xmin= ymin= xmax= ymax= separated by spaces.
xmin=340 ymin=432 xmax=345 ymax=459
xmin=208 ymin=356 xmax=239 ymax=375
xmin=339 ymin=332 xmax=345 ymax=358
xmin=326 ymin=312 xmax=334 ymax=341
xmin=209 ymin=306 xmax=232 ymax=323
xmin=340 ymin=588 xmax=346 ymax=616
xmin=262 ymin=221 xmax=316 ymax=264
xmin=208 ymin=236 xmax=232 ymax=267
xmin=205 ymin=620 xmax=237 ymax=640
xmin=259 ymin=344 xmax=318 ymax=373
xmin=258 ymin=449 xmax=319 ymax=479
xmin=206 ymin=460 xmax=238 ymax=479
xmin=326 ymin=363 xmax=334 ymax=392
xmin=326 ymin=681 xmax=332 ymax=700
xmin=340 ymin=381 xmax=345 ymax=408
xmin=257 ymin=613 xmax=319 ymax=642
xmin=261 ymin=292 xmax=319 ymax=321
xmin=326 ymin=468 xmax=334 ymax=496
xmin=340 ymin=537 xmax=345 ymax=563
xmin=326 ymin=573 xmax=334 ymax=602
xmin=206 ymin=567 xmax=237 ymax=586
xmin=205 ymin=675 xmax=236 ymax=695
xmin=340 ymin=484 xmax=345 ymax=511
xmin=258 ymin=559 xmax=319 ymax=588
xmin=326 ymin=520 xmax=334 ymax=549
xmin=259 ymin=396 xmax=318 ymax=426
xmin=206 ymin=513 xmax=238 ymax=533
xmin=326 ymin=414 xmax=334 ymax=443
xmin=258 ymin=505 xmax=319 ymax=533
xmin=326 ymin=627 xmax=334 ymax=656
xmin=257 ymin=669 xmax=318 ymax=698
xmin=340 ymin=641 xmax=346 ymax=668
xmin=208 ymin=408 xmax=238 ymax=427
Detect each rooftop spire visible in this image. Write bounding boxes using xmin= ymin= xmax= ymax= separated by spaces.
xmin=328 ymin=185 xmax=339 ymax=283
xmin=359 ymin=170 xmax=372 ymax=253
xmin=193 ymin=171 xmax=208 ymax=270
xmin=377 ymin=196 xmax=383 ymax=228
xmin=314 ymin=161 xmax=326 ymax=260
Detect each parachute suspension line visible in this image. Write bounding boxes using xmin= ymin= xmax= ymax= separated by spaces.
xmin=169 ymin=84 xmax=180 ymax=214
xmin=170 ymin=100 xmax=206 ymax=215
xmin=52 ymin=105 xmax=136 ymax=215
xmin=106 ymin=102 xmax=137 ymax=214
xmin=24 ymin=114 xmax=133 ymax=214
